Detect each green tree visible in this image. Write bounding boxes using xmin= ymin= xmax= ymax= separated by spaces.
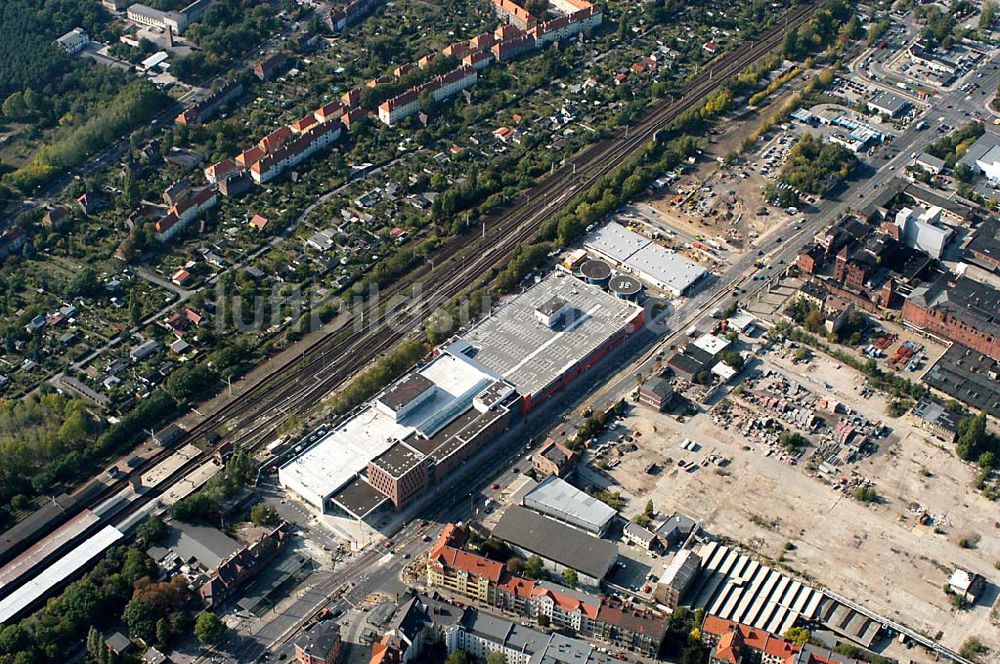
xmin=524 ymin=555 xmax=547 ymax=580
xmin=804 ymin=309 xmax=826 ymax=333
xmin=562 ymin=568 xmax=579 ymax=588
xmin=61 ymin=579 xmax=100 ymax=628
xmin=780 ymin=431 xmax=808 ymax=452
xmin=122 ymin=170 xmax=139 ymax=209
xmin=194 ymin=612 xmax=227 ymax=646
xmin=982 ymin=0 xmax=999 ymax=29
xmin=643 ymin=499 xmax=654 ymax=518
xmin=68 ymin=267 xmax=99 ymax=298
xmin=1 ymin=624 xmax=31 ymax=655
xmin=854 ymin=485 xmax=878 ymax=503
xmin=57 ymin=405 xmax=90 ymax=445
xmin=165 ymin=363 xmax=218 ymax=403
xmin=137 ymin=515 xmax=167 ymax=544
xmin=86 ymin=625 xmax=103 ymax=661
xmin=680 ymin=643 xmax=707 ymax=664
xmin=155 ymin=618 xmax=171 ymax=648
xmin=250 ymin=503 xmax=279 ymax=526
xmin=719 ymin=351 xmax=745 ymax=371
xmin=784 ymin=626 xmax=810 ymax=645
xmin=170 ymin=489 xmax=217 ymax=523
xmin=956 ymin=413 xmax=992 ymax=461
xmin=978 ymin=451 xmax=995 ymax=469
xmin=506 ymin=558 xmax=525 ymax=575
xmin=2 ymin=92 xmax=26 ymax=119
xmin=486 ymin=653 xmax=508 ymax=664
xmin=444 ymin=649 xmax=470 ymax=664
xmin=123 ymin=547 xmax=156 ymax=584
xmin=124 ymin=598 xmax=158 ymax=642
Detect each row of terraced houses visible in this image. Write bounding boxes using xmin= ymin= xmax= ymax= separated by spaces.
xmin=376 ymin=0 xmax=602 ymax=126
xmin=198 ymin=0 xmax=603 ymax=196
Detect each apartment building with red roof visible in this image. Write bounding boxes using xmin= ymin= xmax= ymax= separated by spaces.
xmin=426 ymin=524 xmax=666 ymax=656
xmin=250 ymin=120 xmax=342 ymax=184
xmin=254 ymin=52 xmax=288 ymax=81
xmin=314 ymin=101 xmax=346 ymax=124
xmin=701 ymin=616 xmax=800 ymax=664
xmin=341 ymin=106 xmax=367 ymax=128
xmin=493 ymin=0 xmax=537 ymax=30
xmin=378 ymin=89 xmax=420 ymax=127
xmin=702 ymin=615 xmax=866 ymax=664
xmin=443 ymin=41 xmax=470 ymax=58
xmin=236 ymin=145 xmax=266 ymax=169
xmin=470 ymin=32 xmax=496 ymax=50
xmin=594 ymin=596 xmax=668 ymax=657
xmin=463 ymin=49 xmax=495 ymax=70
xmin=259 ymin=126 xmax=294 ymax=153
xmin=494 ymin=22 xmax=523 ymax=40
xmin=204 ymin=158 xmax=240 ymax=184
xmin=378 ymin=66 xmax=478 ymax=126
xmin=330 ymin=0 xmax=380 ymax=31
xmin=291 ymin=113 xmax=318 ymax=133
xmin=341 ymin=87 xmax=362 ymax=107
xmin=155 ymin=186 xmax=219 ymax=242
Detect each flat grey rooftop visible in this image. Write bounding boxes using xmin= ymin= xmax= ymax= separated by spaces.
xmin=370 ymin=441 xmax=425 ymax=479
xmin=924 ymin=344 xmax=1000 ymax=419
xmin=492 ymin=506 xmax=618 ymax=580
xmin=452 ymin=272 xmax=641 ymax=398
xmin=150 ymin=523 xmax=240 ymax=571
xmin=330 ymin=476 xmax=388 ymax=519
xmin=522 ymin=476 xmax=616 ymax=534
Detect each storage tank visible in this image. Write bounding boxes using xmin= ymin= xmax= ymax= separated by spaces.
xmin=608 ymin=275 xmax=642 ymax=301
xmin=579 ymin=259 xmax=611 ymax=286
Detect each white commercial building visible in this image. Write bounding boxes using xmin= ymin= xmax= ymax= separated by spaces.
xmin=958 ymin=130 xmax=1000 ymax=182
xmin=521 ymin=476 xmax=617 ymax=535
xmin=140 ymin=51 xmax=169 ymax=71
xmin=583 ymin=222 xmax=707 ymax=296
xmin=691 ymin=333 xmax=730 ymax=357
xmin=976 ymin=145 xmax=1000 ymax=182
xmin=55 ymin=28 xmax=89 ymax=54
xmin=0 ymin=525 xmax=123 ymax=623
xmin=278 ymin=350 xmax=499 ymax=512
xmin=127 ymin=4 xmax=188 ymax=33
xmin=894 ymin=206 xmax=953 ymax=259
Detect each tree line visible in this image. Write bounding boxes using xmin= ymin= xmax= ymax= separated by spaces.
xmin=5 ymin=80 xmax=168 ymax=192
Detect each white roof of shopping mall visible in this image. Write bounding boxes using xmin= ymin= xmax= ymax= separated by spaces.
xmin=583 ymin=222 xmax=707 ymax=296
xmin=278 ymin=351 xmax=498 ymax=510
xmin=450 ymin=271 xmax=643 ymax=401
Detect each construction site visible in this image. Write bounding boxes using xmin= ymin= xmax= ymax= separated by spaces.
xmin=582 ymin=343 xmax=1000 ymax=657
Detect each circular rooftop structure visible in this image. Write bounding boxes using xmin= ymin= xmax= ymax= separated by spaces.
xmin=580 ymin=259 xmax=612 ymax=284
xmin=608 ymin=274 xmax=642 ymax=300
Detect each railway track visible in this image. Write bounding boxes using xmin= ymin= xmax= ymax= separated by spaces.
xmin=227 ymin=0 xmax=822 ymax=427
xmin=2 ymin=0 xmax=820 ymax=559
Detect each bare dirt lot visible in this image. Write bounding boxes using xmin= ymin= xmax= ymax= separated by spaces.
xmin=646 ymin=83 xmax=808 ymax=253
xmin=597 ymin=346 xmax=1000 ymax=658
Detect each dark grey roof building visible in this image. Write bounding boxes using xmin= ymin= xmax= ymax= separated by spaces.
xmin=491 ymin=506 xmax=618 ymax=584
xmin=923 ymin=345 xmax=1000 ymax=419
